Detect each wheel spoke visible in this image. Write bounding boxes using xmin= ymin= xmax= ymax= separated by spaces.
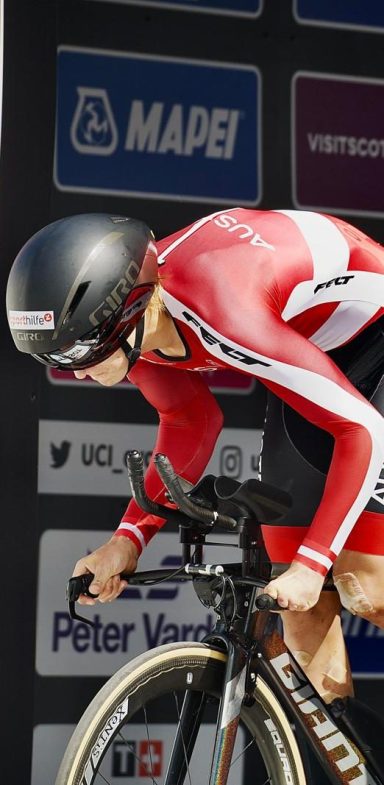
xmin=173 ymin=691 xmax=193 ymax=785
xmin=56 ymin=647 xmax=302 ymax=785
xmin=90 ymin=702 xmax=273 ymax=785
xmin=229 ymin=736 xmax=257 ymax=768
xmin=115 ymin=725 xmax=161 ymax=785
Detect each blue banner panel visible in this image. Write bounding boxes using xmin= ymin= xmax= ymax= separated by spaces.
xmin=294 ymin=0 xmax=384 ymax=32
xmin=55 ymin=47 xmax=261 ymax=205
xmin=343 ymin=613 xmax=384 ymax=678
xmin=86 ymin=0 xmax=262 ymax=17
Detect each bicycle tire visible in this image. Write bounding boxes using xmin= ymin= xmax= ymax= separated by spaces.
xmin=55 ymin=641 xmax=306 ymax=785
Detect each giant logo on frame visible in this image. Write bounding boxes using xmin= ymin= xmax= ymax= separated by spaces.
xmin=292 ymin=71 xmax=384 ymax=217
xmin=55 ymin=47 xmax=261 ymax=204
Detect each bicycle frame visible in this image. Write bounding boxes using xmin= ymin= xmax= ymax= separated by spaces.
xmin=68 ymin=452 xmax=384 ymax=785
xmin=254 ymin=615 xmax=381 ymax=785
xmin=125 ymin=555 xmax=382 ymax=785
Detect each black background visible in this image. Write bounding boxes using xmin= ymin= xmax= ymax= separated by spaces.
xmin=2 ymin=0 xmax=384 ymax=782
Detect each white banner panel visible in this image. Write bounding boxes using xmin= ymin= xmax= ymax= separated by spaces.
xmin=32 ymin=723 xmax=245 ymax=785
xmin=38 ymin=420 xmax=262 ymax=495
xmin=36 ymin=529 xmax=239 ymax=676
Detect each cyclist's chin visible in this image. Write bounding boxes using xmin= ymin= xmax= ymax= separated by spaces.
xmin=90 ymin=374 xmax=119 ymax=386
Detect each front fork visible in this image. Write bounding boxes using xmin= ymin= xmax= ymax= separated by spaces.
xmin=162 ymin=636 xmax=251 ymax=785
xmin=207 ymin=609 xmax=282 ymax=784
xmin=163 ymin=569 xmax=268 ymax=785
xmin=208 ymin=637 xmax=249 ymax=785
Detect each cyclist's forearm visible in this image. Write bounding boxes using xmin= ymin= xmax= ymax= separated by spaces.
xmin=294 ymin=422 xmax=384 ymax=575
xmin=116 ymin=395 xmax=223 ymax=553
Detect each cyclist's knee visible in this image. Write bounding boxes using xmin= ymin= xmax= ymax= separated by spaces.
xmin=333 ymin=552 xmax=384 ymax=620
xmin=333 ymin=570 xmax=384 ymax=620
xmin=333 ymin=572 xmax=376 ymax=615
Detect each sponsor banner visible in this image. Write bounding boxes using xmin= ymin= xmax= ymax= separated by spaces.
xmin=47 ymin=367 xmax=255 ymax=394
xmin=36 ymin=528 xmax=384 ymax=679
xmin=55 ymin=47 xmax=261 ymax=205
xmin=36 ymin=529 xmax=239 ymax=675
xmin=32 ymin=723 xmax=245 ymax=785
xmin=292 ymin=71 xmax=384 ymax=217
xmin=38 ymin=420 xmax=262 ymax=495
xmin=294 ymin=0 xmax=384 ymax=33
xmin=342 ymin=611 xmax=384 ymax=678
xmin=84 ymin=0 xmax=262 ymax=16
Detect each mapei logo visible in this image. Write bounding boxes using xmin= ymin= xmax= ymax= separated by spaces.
xmin=71 ymin=87 xmax=118 ymax=155
xmin=73 ymin=94 xmax=240 ymax=161
xmin=56 ymin=47 xmax=261 ymax=204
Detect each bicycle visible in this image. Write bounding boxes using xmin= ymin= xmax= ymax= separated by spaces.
xmin=56 ymin=450 xmax=384 ymax=785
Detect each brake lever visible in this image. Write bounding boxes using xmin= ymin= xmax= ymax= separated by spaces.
xmin=66 ymin=574 xmax=98 ymax=626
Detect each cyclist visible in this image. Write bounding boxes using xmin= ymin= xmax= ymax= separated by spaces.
xmin=7 ymin=208 xmax=384 ymax=703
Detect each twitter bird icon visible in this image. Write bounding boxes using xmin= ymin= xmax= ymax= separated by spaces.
xmin=50 ymin=440 xmax=71 ymax=468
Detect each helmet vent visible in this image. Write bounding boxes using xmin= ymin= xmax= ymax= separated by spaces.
xmin=64 ymin=281 xmax=91 ymax=324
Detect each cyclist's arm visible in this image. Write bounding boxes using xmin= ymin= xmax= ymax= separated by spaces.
xmin=218 ymin=308 xmax=384 ymax=577
xmin=114 ymin=361 xmax=223 ymax=554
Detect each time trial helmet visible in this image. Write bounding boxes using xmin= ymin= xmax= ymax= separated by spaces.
xmin=6 ymin=213 xmax=158 ymax=370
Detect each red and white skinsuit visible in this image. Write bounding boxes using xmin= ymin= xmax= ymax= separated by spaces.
xmin=115 ymin=208 xmax=384 ymax=577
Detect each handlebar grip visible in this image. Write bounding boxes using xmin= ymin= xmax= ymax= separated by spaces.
xmin=255 ymin=593 xmax=282 ymax=611
xmin=126 ymin=450 xmax=183 ymax=522
xmin=155 ymin=453 xmax=237 ymax=530
xmin=67 ymin=572 xmax=133 ymax=602
xmin=126 ymin=449 xmax=145 ymax=482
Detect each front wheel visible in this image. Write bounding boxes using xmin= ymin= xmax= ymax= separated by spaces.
xmin=56 ymin=641 xmax=306 ymax=785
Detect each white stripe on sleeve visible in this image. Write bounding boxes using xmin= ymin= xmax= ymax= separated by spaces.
xmin=117 ymin=522 xmax=146 ymax=549
xmin=297 ymin=546 xmax=333 ymax=570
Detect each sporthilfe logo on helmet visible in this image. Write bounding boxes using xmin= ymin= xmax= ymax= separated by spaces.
xmin=9 ymin=310 xmax=55 ymax=330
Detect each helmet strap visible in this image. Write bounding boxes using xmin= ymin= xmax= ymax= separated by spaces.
xmin=120 ymin=316 xmax=145 ymax=374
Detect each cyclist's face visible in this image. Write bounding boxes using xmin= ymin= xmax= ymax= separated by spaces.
xmin=74 ymin=348 xmax=128 ymax=386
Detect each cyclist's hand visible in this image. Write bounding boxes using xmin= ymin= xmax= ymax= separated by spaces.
xmin=72 ymin=536 xmax=139 ymax=604
xmin=74 ymin=348 xmax=128 ymax=386
xmin=264 ymin=561 xmax=324 ymax=611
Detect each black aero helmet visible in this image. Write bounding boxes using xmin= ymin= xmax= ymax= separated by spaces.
xmin=6 ymin=213 xmax=158 ymax=370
